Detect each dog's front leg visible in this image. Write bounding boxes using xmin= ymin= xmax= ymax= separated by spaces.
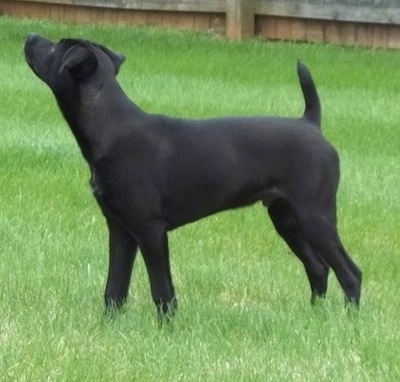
xmin=137 ymin=224 xmax=177 ymax=320
xmin=104 ymin=219 xmax=138 ymax=313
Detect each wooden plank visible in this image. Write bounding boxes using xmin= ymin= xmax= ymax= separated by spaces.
xmin=226 ymin=0 xmax=254 ymax=39
xmin=290 ymin=18 xmax=307 ymax=41
xmin=49 ymin=4 xmax=65 ymax=22
xmin=194 ymin=14 xmax=211 ymax=30
xmin=103 ymin=8 xmax=119 ymax=25
xmin=338 ymin=23 xmax=357 ymax=46
xmin=63 ymin=4 xmax=78 ymax=23
xmin=105 ymin=9 xmax=121 ymax=25
xmin=120 ymin=9 xmax=145 ymax=26
xmin=306 ymin=20 xmax=324 ymax=43
xmin=13 ymin=1 xmax=49 ymax=18
xmin=75 ymin=6 xmax=93 ymax=24
xmin=7 ymin=0 xmax=400 ymax=27
xmin=4 ymin=0 xmax=400 ymax=49
xmin=324 ymin=21 xmax=342 ymax=45
xmin=147 ymin=11 xmax=164 ymax=26
xmin=254 ymin=0 xmax=400 ymax=25
xmin=265 ymin=16 xmax=277 ymax=40
xmin=16 ymin=0 xmax=226 ymax=13
xmin=177 ymin=12 xmax=196 ymax=29
xmin=210 ymin=15 xmax=225 ymax=35
xmin=162 ymin=11 xmax=194 ymax=28
xmin=112 ymin=9 xmax=130 ymax=25
xmin=355 ymin=24 xmax=373 ymax=48
xmin=129 ymin=11 xmax=149 ymax=26
xmin=256 ymin=15 xmax=277 ymax=40
xmin=325 ymin=21 xmax=356 ymax=46
xmin=372 ymin=24 xmax=388 ymax=48
xmin=387 ymin=26 xmax=400 ymax=49
xmin=275 ymin=17 xmax=292 ymax=41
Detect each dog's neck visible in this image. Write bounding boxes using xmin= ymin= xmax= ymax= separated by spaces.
xmin=55 ymin=79 xmax=146 ymax=164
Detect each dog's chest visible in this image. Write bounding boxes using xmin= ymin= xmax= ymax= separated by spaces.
xmin=90 ymin=168 xmax=103 ymax=197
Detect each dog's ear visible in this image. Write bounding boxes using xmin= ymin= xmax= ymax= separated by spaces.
xmin=99 ymin=45 xmax=126 ymax=75
xmin=59 ymin=44 xmax=97 ymax=79
xmin=113 ymin=53 xmax=126 ymax=75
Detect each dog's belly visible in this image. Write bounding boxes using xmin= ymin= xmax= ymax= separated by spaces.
xmin=162 ymin=181 xmax=283 ymax=230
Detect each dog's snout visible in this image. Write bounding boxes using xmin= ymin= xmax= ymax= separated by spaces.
xmin=24 ymin=33 xmax=39 ymax=54
xmin=26 ymin=32 xmax=38 ymax=44
xmin=24 ymin=33 xmax=49 ymax=74
xmin=27 ymin=32 xmax=37 ymax=40
xmin=25 ymin=33 xmax=53 ymax=49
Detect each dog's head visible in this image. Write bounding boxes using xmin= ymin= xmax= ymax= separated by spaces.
xmin=24 ymin=33 xmax=126 ymax=94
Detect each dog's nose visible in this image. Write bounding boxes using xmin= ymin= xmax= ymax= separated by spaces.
xmin=26 ymin=32 xmax=38 ymax=42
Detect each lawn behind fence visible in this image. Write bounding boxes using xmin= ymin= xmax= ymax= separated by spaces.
xmin=0 ymin=16 xmax=399 ymax=381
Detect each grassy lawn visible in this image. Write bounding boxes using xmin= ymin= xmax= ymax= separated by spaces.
xmin=1 ymin=16 xmax=399 ymax=381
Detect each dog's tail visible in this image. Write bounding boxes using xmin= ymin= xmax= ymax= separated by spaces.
xmin=297 ymin=61 xmax=321 ymax=128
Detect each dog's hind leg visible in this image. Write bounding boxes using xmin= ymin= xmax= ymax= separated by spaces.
xmin=104 ymin=219 xmax=138 ymax=312
xmin=296 ymin=208 xmax=362 ymax=306
xmin=137 ymin=224 xmax=177 ymax=319
xmin=267 ymin=199 xmax=330 ymax=304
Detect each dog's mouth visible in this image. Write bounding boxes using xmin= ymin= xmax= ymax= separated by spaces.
xmin=24 ymin=37 xmax=34 ymax=65
xmin=24 ymin=47 xmax=41 ymax=80
xmin=24 ymin=33 xmax=41 ymax=70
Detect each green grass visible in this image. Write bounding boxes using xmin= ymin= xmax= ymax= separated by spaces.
xmin=1 ymin=16 xmax=400 ymax=381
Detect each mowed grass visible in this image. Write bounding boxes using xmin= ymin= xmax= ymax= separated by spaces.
xmin=0 ymin=16 xmax=399 ymax=381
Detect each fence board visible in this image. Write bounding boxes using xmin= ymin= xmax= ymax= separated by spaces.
xmin=290 ymin=18 xmax=307 ymax=41
xmin=16 ymin=0 xmax=226 ymax=13
xmin=325 ymin=21 xmax=356 ymax=45
xmin=6 ymin=0 xmax=400 ymax=25
xmin=2 ymin=0 xmax=400 ymax=48
xmin=306 ymin=19 xmax=324 ymax=42
xmin=254 ymin=0 xmax=400 ymax=25
xmin=388 ymin=26 xmax=400 ymax=49
xmin=226 ymin=0 xmax=254 ymax=38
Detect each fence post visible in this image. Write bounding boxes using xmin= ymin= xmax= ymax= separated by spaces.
xmin=226 ymin=0 xmax=255 ymax=39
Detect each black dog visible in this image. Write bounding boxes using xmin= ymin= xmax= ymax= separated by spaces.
xmin=24 ymin=33 xmax=361 ymax=317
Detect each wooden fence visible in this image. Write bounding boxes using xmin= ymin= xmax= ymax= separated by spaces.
xmin=1 ymin=0 xmax=400 ymax=48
